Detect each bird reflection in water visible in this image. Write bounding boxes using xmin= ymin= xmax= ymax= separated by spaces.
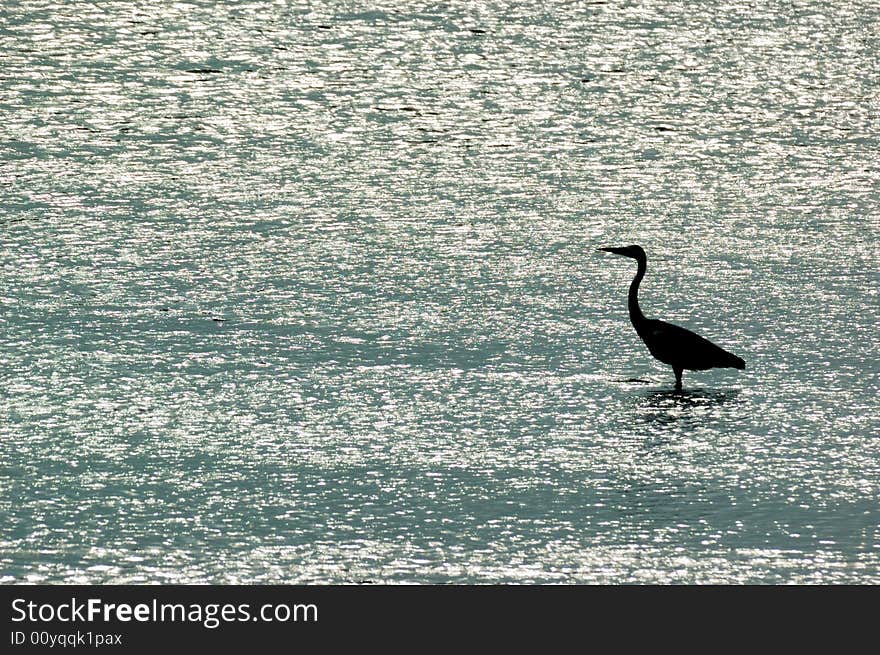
xmin=638 ymin=387 xmax=741 ymax=429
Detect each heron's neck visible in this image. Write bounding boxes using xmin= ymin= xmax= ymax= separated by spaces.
xmin=628 ymin=258 xmax=647 ymax=327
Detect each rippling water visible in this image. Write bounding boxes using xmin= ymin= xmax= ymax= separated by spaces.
xmin=1 ymin=1 xmax=878 ymax=583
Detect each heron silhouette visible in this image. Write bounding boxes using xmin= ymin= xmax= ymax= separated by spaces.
xmin=599 ymin=245 xmax=745 ymax=390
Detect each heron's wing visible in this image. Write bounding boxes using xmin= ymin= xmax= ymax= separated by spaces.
xmin=643 ymin=320 xmax=744 ymax=370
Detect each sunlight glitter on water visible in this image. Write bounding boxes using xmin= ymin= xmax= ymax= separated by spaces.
xmin=1 ymin=0 xmax=879 ymax=584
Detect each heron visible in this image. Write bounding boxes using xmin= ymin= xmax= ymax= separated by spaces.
xmin=598 ymin=245 xmax=745 ymax=390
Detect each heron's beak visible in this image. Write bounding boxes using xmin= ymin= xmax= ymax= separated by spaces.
xmin=598 ymin=246 xmax=629 ymax=256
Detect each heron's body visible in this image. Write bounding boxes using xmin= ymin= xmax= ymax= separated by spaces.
xmin=600 ymin=245 xmax=745 ymax=390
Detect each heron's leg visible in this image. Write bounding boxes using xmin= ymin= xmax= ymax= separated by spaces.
xmin=673 ymin=366 xmax=683 ymax=391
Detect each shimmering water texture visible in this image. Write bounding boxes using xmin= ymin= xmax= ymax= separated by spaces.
xmin=1 ymin=1 xmax=878 ymax=583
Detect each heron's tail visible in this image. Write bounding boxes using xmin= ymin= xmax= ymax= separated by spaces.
xmin=725 ymin=352 xmax=745 ymax=370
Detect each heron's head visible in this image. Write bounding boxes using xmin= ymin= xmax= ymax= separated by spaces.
xmin=597 ymin=244 xmax=646 ymax=261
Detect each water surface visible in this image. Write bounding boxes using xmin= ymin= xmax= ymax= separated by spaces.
xmin=1 ymin=1 xmax=878 ymax=583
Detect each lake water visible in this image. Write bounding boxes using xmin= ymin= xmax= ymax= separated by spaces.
xmin=1 ymin=0 xmax=878 ymax=584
